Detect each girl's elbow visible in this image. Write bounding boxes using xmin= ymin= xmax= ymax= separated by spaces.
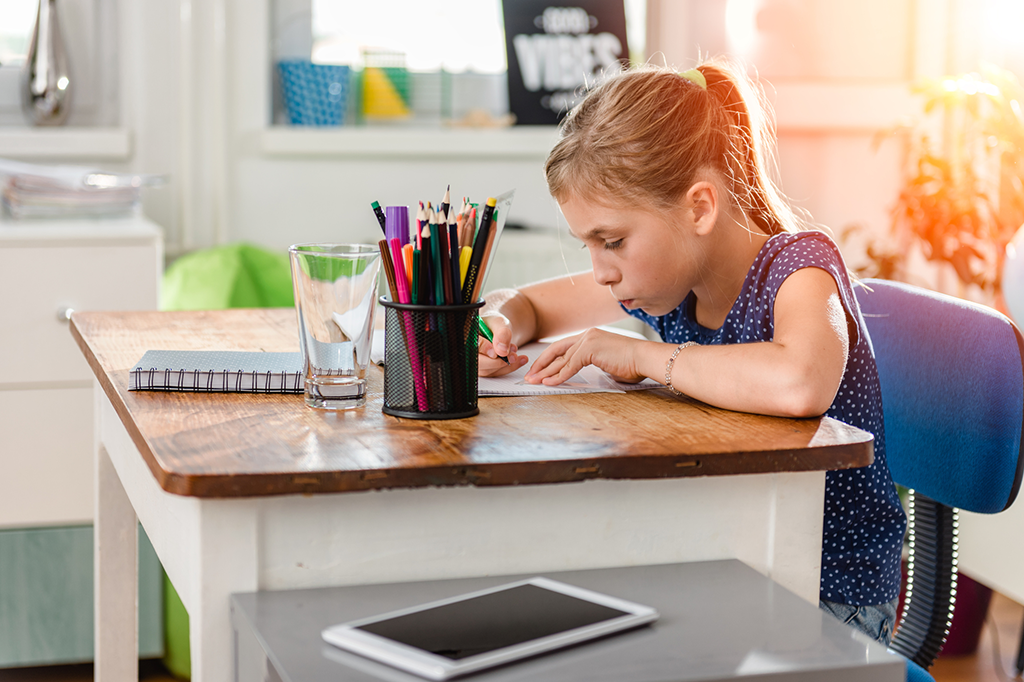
xmin=780 ymin=393 xmax=831 ymax=418
xmin=776 ymin=381 xmax=837 ymax=418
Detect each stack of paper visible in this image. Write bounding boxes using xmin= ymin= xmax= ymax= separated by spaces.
xmin=476 ymin=342 xmax=661 ymax=396
xmin=0 ymin=158 xmax=162 ymax=219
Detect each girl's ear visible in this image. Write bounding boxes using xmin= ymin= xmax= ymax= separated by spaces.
xmin=686 ymin=181 xmax=718 ymax=236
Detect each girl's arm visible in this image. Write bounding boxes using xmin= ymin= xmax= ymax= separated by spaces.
xmin=527 ymin=267 xmax=848 ymax=418
xmin=478 ymin=271 xmax=628 ymax=375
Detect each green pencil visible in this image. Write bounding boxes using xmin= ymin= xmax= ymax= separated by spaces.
xmin=477 ymin=317 xmax=510 ymax=365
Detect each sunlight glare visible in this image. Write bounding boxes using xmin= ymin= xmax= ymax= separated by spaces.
xmin=312 ymin=0 xmax=507 ymax=73
xmin=725 ymin=0 xmax=759 ymax=59
xmin=981 ymin=0 xmax=1024 ymax=60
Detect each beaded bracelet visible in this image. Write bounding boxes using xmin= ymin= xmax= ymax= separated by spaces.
xmin=665 ymin=341 xmax=699 ymax=396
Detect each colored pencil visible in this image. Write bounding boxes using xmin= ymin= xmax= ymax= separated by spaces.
xmin=378 ymin=239 xmax=398 ymax=302
xmin=371 ymin=201 xmax=387 ymax=236
xmin=420 ymin=223 xmax=435 ymax=306
xmin=463 ymin=205 xmax=477 ymax=248
xmin=432 ymin=210 xmax=451 ymax=305
xmin=472 ymin=207 xmax=499 ymax=303
xmin=440 ymin=185 xmax=451 ymax=224
xmin=448 ymin=209 xmax=462 ymax=305
xmin=387 ymin=238 xmax=429 ymax=412
xmin=416 ymin=204 xmax=427 ymax=250
xmin=402 ymin=243 xmax=414 ymax=288
xmin=459 ymin=246 xmax=472 ymax=287
xmin=461 ymin=197 xmax=496 ymax=302
xmin=477 ymin=317 xmax=510 ymax=365
xmin=411 ymin=249 xmax=421 ymax=304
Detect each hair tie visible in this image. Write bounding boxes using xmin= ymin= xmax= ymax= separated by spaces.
xmin=679 ymin=68 xmax=707 ymax=90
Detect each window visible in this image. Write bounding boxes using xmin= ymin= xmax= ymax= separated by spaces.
xmin=273 ymin=0 xmax=646 ymax=127
xmin=0 ymin=1 xmax=35 ymax=66
xmin=0 ymin=0 xmax=119 ymax=127
xmin=312 ymin=0 xmax=507 ymax=73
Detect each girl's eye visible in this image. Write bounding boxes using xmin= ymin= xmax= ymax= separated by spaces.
xmin=604 ymin=239 xmax=623 ymax=250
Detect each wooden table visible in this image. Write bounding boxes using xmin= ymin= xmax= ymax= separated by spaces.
xmin=70 ymin=309 xmax=874 ymax=682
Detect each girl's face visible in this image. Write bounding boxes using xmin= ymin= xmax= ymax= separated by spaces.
xmin=559 ymin=194 xmax=700 ymax=316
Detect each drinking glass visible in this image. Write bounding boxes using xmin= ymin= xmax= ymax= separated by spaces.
xmin=289 ymin=243 xmax=381 ymax=409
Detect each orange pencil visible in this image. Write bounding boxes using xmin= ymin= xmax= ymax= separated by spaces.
xmin=402 ymin=243 xmax=414 ymax=286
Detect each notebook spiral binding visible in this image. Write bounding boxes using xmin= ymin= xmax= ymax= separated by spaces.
xmin=130 ymin=366 xmax=304 ymax=393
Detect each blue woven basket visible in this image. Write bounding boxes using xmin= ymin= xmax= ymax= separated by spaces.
xmin=278 ymin=61 xmax=350 ymax=126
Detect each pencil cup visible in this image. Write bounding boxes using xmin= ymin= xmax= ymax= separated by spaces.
xmin=380 ymin=297 xmax=483 ymax=420
xmin=289 ymin=244 xmax=381 ymax=410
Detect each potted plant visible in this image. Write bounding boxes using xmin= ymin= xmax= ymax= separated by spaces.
xmin=865 ymin=64 xmax=1024 ymax=303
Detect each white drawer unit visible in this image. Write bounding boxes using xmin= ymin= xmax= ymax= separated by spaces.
xmin=0 ymin=217 xmax=162 ymax=529
xmin=0 ymin=216 xmax=164 ymax=667
xmin=0 ymin=220 xmax=162 ymax=388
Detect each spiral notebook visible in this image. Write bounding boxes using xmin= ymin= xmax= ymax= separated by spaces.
xmin=129 ymin=340 xmax=661 ymax=396
xmin=129 ymin=350 xmax=304 ymax=393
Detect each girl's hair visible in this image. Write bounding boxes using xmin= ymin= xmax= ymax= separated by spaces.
xmin=545 ymin=58 xmax=801 ymax=235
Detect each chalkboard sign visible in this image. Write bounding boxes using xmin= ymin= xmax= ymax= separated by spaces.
xmin=502 ymin=1 xmax=630 ymax=125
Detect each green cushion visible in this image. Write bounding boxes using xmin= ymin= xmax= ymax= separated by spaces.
xmin=162 ymin=574 xmax=190 ymax=679
xmin=161 ymin=242 xmax=293 ymax=311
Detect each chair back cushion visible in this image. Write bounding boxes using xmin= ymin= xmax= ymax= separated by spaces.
xmin=856 ymin=279 xmax=1024 ymax=513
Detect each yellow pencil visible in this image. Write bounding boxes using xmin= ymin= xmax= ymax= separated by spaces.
xmin=459 ymin=246 xmax=472 ymax=287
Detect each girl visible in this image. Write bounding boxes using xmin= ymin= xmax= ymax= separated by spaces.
xmin=478 ymin=60 xmax=907 ymax=645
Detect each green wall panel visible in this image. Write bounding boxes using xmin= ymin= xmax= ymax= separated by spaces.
xmin=0 ymin=524 xmax=164 ymax=667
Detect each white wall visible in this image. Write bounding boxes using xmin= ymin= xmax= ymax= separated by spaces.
xmin=118 ymin=0 xmax=961 ymax=293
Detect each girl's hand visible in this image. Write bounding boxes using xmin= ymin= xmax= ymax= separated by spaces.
xmin=525 ymin=328 xmax=649 ymax=385
xmin=478 ymin=314 xmax=529 ymax=376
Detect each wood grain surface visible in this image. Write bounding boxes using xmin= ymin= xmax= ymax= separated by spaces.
xmin=70 ymin=309 xmax=873 ymax=498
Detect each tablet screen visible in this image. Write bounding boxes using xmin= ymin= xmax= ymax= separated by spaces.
xmin=355 ymin=583 xmax=630 ymax=660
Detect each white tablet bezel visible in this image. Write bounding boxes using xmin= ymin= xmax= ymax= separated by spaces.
xmin=321 ymin=577 xmax=659 ymax=680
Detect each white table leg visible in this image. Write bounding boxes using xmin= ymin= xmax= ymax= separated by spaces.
xmin=187 ymin=500 xmax=259 ymax=682
xmin=93 ymin=389 xmax=260 ymax=682
xmin=759 ymin=471 xmax=826 ymax=604
xmin=95 ymin=440 xmax=138 ymax=682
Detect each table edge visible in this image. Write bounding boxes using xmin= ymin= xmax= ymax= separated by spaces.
xmin=70 ymin=311 xmax=874 ymax=499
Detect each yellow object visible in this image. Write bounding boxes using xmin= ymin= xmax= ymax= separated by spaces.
xmin=460 ymin=246 xmax=472 ymax=287
xmin=362 ymin=67 xmax=410 ymax=119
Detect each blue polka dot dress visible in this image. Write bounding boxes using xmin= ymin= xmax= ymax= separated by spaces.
xmin=624 ymin=230 xmax=907 ymax=606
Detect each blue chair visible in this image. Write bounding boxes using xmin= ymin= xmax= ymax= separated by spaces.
xmin=855 ymin=279 xmax=1024 ymax=679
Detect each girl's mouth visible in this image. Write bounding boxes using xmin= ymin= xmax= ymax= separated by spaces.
xmin=619 ymin=299 xmax=635 ymax=308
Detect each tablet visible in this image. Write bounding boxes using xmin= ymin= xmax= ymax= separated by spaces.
xmin=321 ymin=577 xmax=659 ymax=680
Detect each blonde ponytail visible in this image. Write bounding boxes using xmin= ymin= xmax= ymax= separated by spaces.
xmin=545 ymin=58 xmax=801 ymax=235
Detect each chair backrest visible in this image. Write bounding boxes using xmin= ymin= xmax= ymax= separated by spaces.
xmin=855 ymin=279 xmax=1024 ymax=513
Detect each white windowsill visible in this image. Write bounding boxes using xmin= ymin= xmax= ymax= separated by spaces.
xmin=257 ymin=82 xmax=919 ymax=159
xmin=0 ymin=127 xmax=132 ymax=160
xmin=260 ymin=125 xmax=561 ymax=159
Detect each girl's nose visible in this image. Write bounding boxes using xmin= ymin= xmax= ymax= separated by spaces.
xmin=591 ymin=254 xmax=620 ymax=287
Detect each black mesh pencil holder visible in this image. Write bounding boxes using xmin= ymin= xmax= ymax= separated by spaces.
xmin=380 ymin=297 xmax=483 ymax=420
